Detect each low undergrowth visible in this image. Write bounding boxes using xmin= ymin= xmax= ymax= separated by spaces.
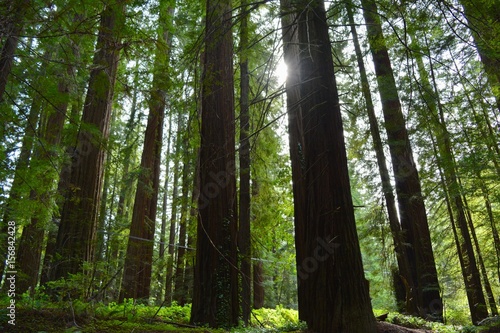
xmin=1 ymin=291 xmax=498 ymax=333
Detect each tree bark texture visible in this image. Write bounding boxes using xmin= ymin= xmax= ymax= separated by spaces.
xmin=346 ymin=1 xmax=412 ymax=312
xmin=120 ymin=0 xmax=173 ymax=301
xmin=284 ymin=1 xmax=377 ymax=331
xmin=190 ymin=0 xmax=239 ymax=327
xmin=52 ymin=1 xmax=125 ymax=284
xmin=361 ymin=0 xmax=443 ymax=319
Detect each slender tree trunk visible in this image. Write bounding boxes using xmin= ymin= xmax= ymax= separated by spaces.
xmin=120 ymin=0 xmax=173 ymax=302
xmin=253 ymin=260 xmax=264 ymax=309
xmin=164 ymin=127 xmax=180 ymax=304
xmin=173 ymin=148 xmax=191 ymax=305
xmin=157 ymin=112 xmax=173 ymax=303
xmin=462 ymin=193 xmax=498 ymax=316
xmin=283 ymin=1 xmax=376 ymax=331
xmin=346 ymin=1 xmax=412 ymax=312
xmin=52 ymin=1 xmax=125 ymax=286
xmin=190 ymin=0 xmax=239 ymax=327
xmin=475 ymin=171 xmax=500 ymax=284
xmin=238 ymin=0 xmax=252 ymax=325
xmin=361 ymin=0 xmax=442 ymax=319
xmin=0 ymin=100 xmax=39 ymax=283
xmin=412 ymin=36 xmax=487 ymax=322
xmin=172 ymin=106 xmax=195 ymax=305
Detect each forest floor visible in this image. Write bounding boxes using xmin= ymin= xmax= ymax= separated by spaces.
xmin=2 ymin=304 xmax=499 ymax=333
xmin=376 ymin=321 xmax=433 ymax=332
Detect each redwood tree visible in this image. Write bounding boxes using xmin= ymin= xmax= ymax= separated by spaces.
xmin=360 ymin=0 xmax=443 ymax=319
xmin=51 ymin=0 xmax=126 ymax=285
xmin=282 ymin=1 xmax=376 ymax=331
xmin=190 ymin=0 xmax=239 ymax=327
xmin=120 ymin=0 xmax=174 ymax=302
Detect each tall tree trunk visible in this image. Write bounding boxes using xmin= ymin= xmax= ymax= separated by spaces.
xmin=119 ymin=0 xmax=173 ymax=302
xmin=345 ymin=1 xmax=411 ymax=312
xmin=40 ymin=100 xmax=82 ymax=286
xmin=164 ymin=124 xmax=181 ymax=304
xmin=16 ymin=53 xmax=72 ymax=294
xmin=157 ymin=111 xmax=173 ymax=303
xmin=361 ymin=0 xmax=443 ymax=319
xmin=173 ymin=107 xmax=194 ymax=305
xmin=279 ymin=0 xmax=307 ymax=322
xmin=412 ymin=36 xmax=488 ymax=323
xmin=52 ymin=1 xmax=125 ymax=287
xmin=0 ymin=100 xmax=39 ymax=283
xmin=190 ymin=0 xmax=239 ymax=327
xmin=238 ymin=0 xmax=252 ymax=326
xmin=284 ymin=1 xmax=377 ymax=331
xmin=173 ymin=148 xmax=191 ymax=305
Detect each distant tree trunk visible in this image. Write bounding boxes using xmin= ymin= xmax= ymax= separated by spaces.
xmin=190 ymin=0 xmax=239 ymax=327
xmin=346 ymin=1 xmax=411 ymax=312
xmin=120 ymin=0 xmax=173 ymax=302
xmin=16 ymin=55 xmax=72 ymax=295
xmin=173 ymin=108 xmax=194 ymax=305
xmin=52 ymin=1 xmax=125 ymax=286
xmin=361 ymin=0 xmax=443 ymax=319
xmin=40 ymin=101 xmax=82 ymax=286
xmin=283 ymin=1 xmax=376 ymax=332
xmin=475 ymin=171 xmax=500 ymax=284
xmin=463 ymin=194 xmax=498 ymax=316
xmin=279 ymin=0 xmax=307 ymax=322
xmin=157 ymin=112 xmax=173 ymax=303
xmin=253 ymin=260 xmax=264 ymax=309
xmin=164 ymin=123 xmax=181 ymax=304
xmin=173 ymin=150 xmax=191 ymax=305
xmin=182 ymin=149 xmax=201 ymax=305
xmin=412 ymin=36 xmax=487 ymax=323
xmin=238 ymin=0 xmax=252 ymax=326
xmin=0 ymin=100 xmax=39 ymax=283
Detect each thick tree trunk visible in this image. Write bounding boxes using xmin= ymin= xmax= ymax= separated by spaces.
xmin=190 ymin=0 xmax=239 ymax=327
xmin=346 ymin=1 xmax=411 ymax=312
xmin=52 ymin=1 xmax=125 ymax=286
xmin=361 ymin=0 xmax=443 ymax=319
xmin=283 ymin=1 xmax=377 ymax=332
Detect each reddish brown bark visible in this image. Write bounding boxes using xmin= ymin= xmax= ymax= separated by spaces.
xmin=52 ymin=1 xmax=125 ymax=285
xmin=190 ymin=0 xmax=239 ymax=327
xmin=361 ymin=0 xmax=443 ymax=319
xmin=283 ymin=1 xmax=377 ymax=332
